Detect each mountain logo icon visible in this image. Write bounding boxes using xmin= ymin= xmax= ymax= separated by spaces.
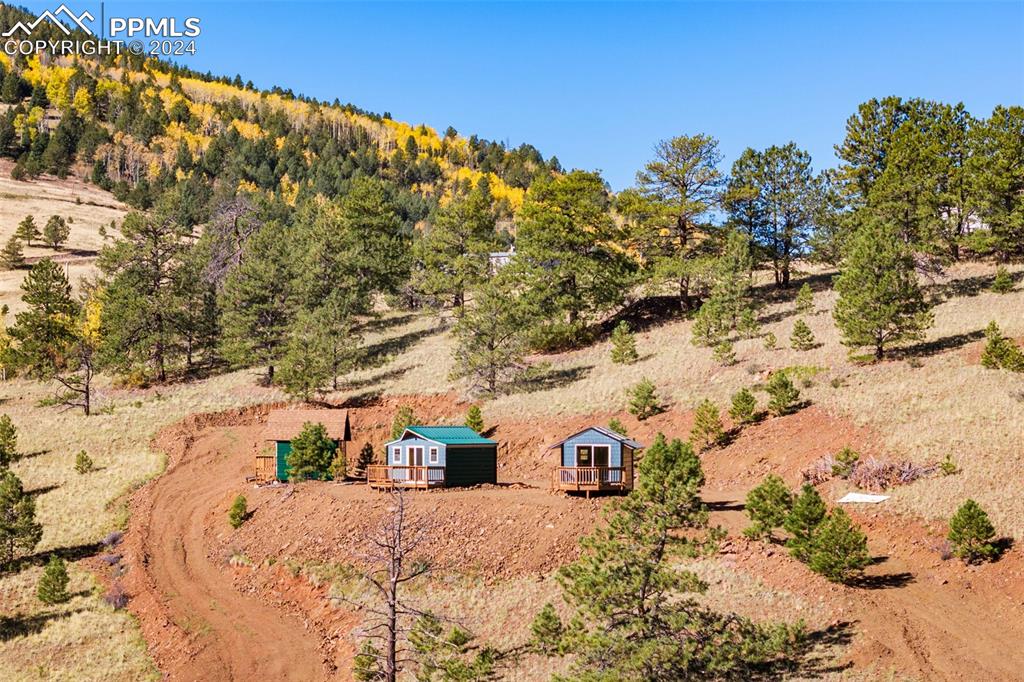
xmin=2 ymin=4 xmax=95 ymax=37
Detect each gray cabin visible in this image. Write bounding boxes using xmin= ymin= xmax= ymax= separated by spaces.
xmin=370 ymin=426 xmax=498 ymax=489
xmin=548 ymin=426 xmax=643 ymax=496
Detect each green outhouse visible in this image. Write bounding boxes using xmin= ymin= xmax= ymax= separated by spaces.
xmin=259 ymin=409 xmax=351 ymax=482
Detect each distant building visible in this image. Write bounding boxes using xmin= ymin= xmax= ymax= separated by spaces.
xmin=488 ymin=245 xmax=515 ymax=272
xmin=548 ymin=426 xmax=643 ymax=497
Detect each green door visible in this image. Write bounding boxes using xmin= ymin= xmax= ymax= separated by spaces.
xmin=276 ymin=442 xmax=292 ymax=481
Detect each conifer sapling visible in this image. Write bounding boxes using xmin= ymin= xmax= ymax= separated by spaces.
xmin=229 ymin=494 xmax=248 ymax=529
xmin=37 ymin=555 xmax=70 ymax=604
xmin=690 ymin=399 xmax=725 ymax=451
xmin=626 ymin=378 xmax=662 ymax=420
xmin=765 ymin=371 xmax=800 ymax=416
xmin=763 ymin=332 xmax=777 ymax=351
xmin=790 ymin=319 xmax=816 ymax=351
xmin=74 ymin=450 xmax=93 ymax=474
xmin=464 ymin=405 xmax=484 ymax=433
xmin=948 ymin=499 xmax=1000 ymax=564
xmin=990 ymin=266 xmax=1013 ymax=294
xmin=713 ymin=340 xmax=736 ymax=366
xmin=609 ymin=320 xmax=639 ymax=364
xmin=795 ymin=282 xmax=814 ymax=314
xmin=607 ymin=417 xmax=628 ymax=436
xmin=0 ymin=414 xmax=17 ymax=467
xmin=729 ymin=388 xmax=758 ymax=424
xmin=784 ymin=484 xmax=826 ymax=562
xmin=744 ymin=474 xmax=793 ymax=540
xmin=806 ymin=507 xmax=870 ymax=583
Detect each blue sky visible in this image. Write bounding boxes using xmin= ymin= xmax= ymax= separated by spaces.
xmin=19 ymin=1 xmax=1024 ymax=189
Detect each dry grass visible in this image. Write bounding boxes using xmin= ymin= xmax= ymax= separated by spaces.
xmin=0 ymin=160 xmax=125 ymax=313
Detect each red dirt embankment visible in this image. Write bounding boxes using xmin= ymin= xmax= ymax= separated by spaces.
xmin=124 ymin=396 xmax=1024 ymax=681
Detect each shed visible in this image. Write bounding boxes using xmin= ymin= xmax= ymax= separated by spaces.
xmin=547 ymin=426 xmax=643 ymax=495
xmin=370 ymin=426 xmax=498 ymax=489
xmin=258 ymin=409 xmax=352 ymax=482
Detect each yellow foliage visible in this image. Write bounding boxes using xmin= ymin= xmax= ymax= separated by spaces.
xmin=450 ymin=167 xmax=525 ymax=212
xmin=95 ymin=79 xmax=129 ymax=102
xmin=230 ymin=119 xmax=264 ymax=140
xmin=237 ymin=179 xmax=260 ymax=194
xmin=0 ymin=53 xmax=10 ymax=70
xmin=72 ymin=88 xmax=93 ymax=118
xmin=21 ymin=55 xmax=44 ymax=87
xmin=147 ymin=160 xmax=162 ymax=181
xmin=280 ymin=174 xmax=299 ymax=206
xmin=158 ymin=87 xmax=188 ymax=114
xmin=45 ymin=65 xmax=75 ymax=110
xmin=80 ymin=298 xmax=102 ymax=346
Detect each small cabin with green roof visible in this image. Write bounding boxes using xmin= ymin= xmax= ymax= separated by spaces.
xmin=370 ymin=426 xmax=498 ymax=489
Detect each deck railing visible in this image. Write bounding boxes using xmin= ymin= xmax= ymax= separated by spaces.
xmin=367 ymin=465 xmax=446 ymax=488
xmin=553 ymin=466 xmax=628 ymax=490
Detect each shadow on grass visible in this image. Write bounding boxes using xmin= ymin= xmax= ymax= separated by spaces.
xmin=927 ymin=269 xmax=1024 ymax=301
xmin=517 ymin=365 xmax=593 ymax=393
xmin=596 ymin=295 xmax=685 ymax=338
xmin=777 ymin=619 xmax=857 ymax=679
xmin=362 ymin=326 xmax=442 ymax=368
xmin=705 ymin=498 xmax=745 ymax=513
xmin=18 ymin=449 xmax=51 ymax=461
xmin=338 ymin=365 xmax=415 ymax=392
xmin=9 ymin=541 xmax=104 ymax=573
xmin=0 ymin=608 xmax=86 ymax=642
xmin=26 ymin=483 xmax=61 ymax=498
xmin=359 ymin=313 xmax=417 ymax=335
xmin=889 ymin=329 xmax=986 ymax=360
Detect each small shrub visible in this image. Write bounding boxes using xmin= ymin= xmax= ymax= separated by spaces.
xmin=713 ymin=341 xmax=736 ymax=366
xmin=830 ymin=376 xmax=845 ymax=389
xmin=609 ymin=321 xmax=639 ymax=364
xmin=74 ymin=450 xmax=93 ymax=474
xmin=939 ymin=455 xmax=958 ymax=476
xmin=690 ymin=399 xmax=725 ymax=451
xmin=980 ymin=321 xmax=1024 ymax=372
xmin=728 ymin=388 xmax=757 ymax=424
xmin=795 ymin=283 xmax=814 ymax=314
xmin=744 ymin=474 xmax=793 ymax=541
xmin=991 ymin=265 xmax=1013 ymax=294
xmin=948 ymin=499 xmax=1000 ymax=564
xmin=329 ymin=449 xmax=348 ymax=480
xmin=765 ymin=372 xmax=800 ymax=416
xmin=763 ymin=332 xmax=777 ymax=351
xmin=831 ymin=446 xmax=860 ymax=478
xmin=104 ymin=582 xmax=129 ymax=609
xmin=806 ymin=508 xmax=870 ymax=583
xmin=228 ymin=495 xmax=247 ymax=529
xmin=530 ymin=603 xmax=565 ymax=656
xmin=626 ymin=378 xmax=662 ymax=421
xmin=37 ymin=556 xmax=70 ymax=604
xmin=784 ymin=484 xmax=826 ymax=562
xmin=790 ymin=319 xmax=816 ymax=351
xmin=287 ymin=422 xmax=336 ymax=481
xmin=607 ymin=417 xmax=628 ymax=437
xmin=464 ymin=405 xmax=485 ymax=433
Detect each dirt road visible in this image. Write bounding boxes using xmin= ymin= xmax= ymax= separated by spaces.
xmin=127 ymin=416 xmax=330 ymax=681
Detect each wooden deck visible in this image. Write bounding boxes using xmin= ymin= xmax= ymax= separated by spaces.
xmin=552 ymin=466 xmax=630 ymax=496
xmin=367 ymin=465 xmax=446 ymax=489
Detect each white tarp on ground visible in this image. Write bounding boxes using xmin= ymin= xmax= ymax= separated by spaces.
xmin=837 ymin=492 xmax=890 ymax=504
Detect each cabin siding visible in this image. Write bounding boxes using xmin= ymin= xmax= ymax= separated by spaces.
xmin=389 ymin=436 xmax=447 ymax=466
xmin=560 ymin=429 xmax=624 ymax=468
xmin=445 ymin=446 xmax=498 ymax=486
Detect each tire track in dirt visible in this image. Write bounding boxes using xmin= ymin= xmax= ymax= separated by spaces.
xmin=125 ymin=407 xmax=330 ymax=681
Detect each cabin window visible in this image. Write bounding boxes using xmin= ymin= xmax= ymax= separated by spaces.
xmin=429 ymin=447 xmax=439 ymax=464
xmin=392 ymin=447 xmax=402 ymax=464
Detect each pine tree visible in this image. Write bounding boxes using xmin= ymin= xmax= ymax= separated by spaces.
xmin=831 ymin=446 xmax=860 ymax=478
xmin=9 ymin=258 xmax=78 ymax=377
xmin=607 ymin=417 xmax=628 ymax=437
xmin=806 ymin=508 xmax=870 ymax=583
xmin=409 ymin=613 xmax=496 ymax=680
xmin=329 ymin=448 xmax=347 ymax=481
xmin=464 ymin=405 xmax=484 ymax=433
xmin=1 ymin=236 xmax=24 ymax=270
xmin=627 ymin=378 xmax=662 ymax=420
xmin=833 ymin=216 xmax=933 ymax=360
xmin=744 ymin=475 xmax=793 ymax=541
xmin=763 ymin=332 xmax=778 ymax=350
xmin=948 ymin=499 xmax=1000 ymax=564
xmin=36 ymin=555 xmax=70 ymax=604
xmin=990 ymin=266 xmax=1013 ymax=294
xmin=795 ymin=283 xmax=814 ymax=314
xmin=0 ymin=415 xmax=17 ymax=467
xmin=0 ymin=469 xmax=42 ymax=569
xmin=286 ymin=422 xmax=336 ymax=481
xmin=391 ymin=406 xmax=416 ymax=440
xmin=228 ymin=494 xmax=247 ymax=529
xmin=729 ymin=388 xmax=758 ymax=424
xmin=737 ymin=307 xmax=761 ymax=339
xmin=42 ymin=215 xmax=70 ymax=250
xmin=610 ymin=320 xmax=639 ymax=364
xmin=277 ymin=311 xmax=333 ymax=402
xmin=538 ymin=432 xmax=801 ymax=678
xmin=15 ymin=215 xmax=39 ymax=245
xmin=515 ymin=171 xmax=633 ymax=347
xmin=690 ymin=398 xmax=724 ymax=451
xmin=74 ymin=450 xmax=93 ymax=474
xmin=784 ymin=484 xmax=826 ymax=562
xmin=968 ymin=106 xmax=1024 ymax=260
xmin=790 ymin=319 xmax=816 ymax=350
xmin=351 ymin=443 xmax=373 ymax=478
xmin=219 ymin=221 xmax=296 ymax=384
xmin=765 ymin=371 xmax=800 ymax=416
xmin=980 ymin=320 xmax=1024 ymax=372
xmin=450 ymin=276 xmax=533 ymax=395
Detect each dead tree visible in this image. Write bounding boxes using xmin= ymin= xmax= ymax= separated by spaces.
xmin=354 ymin=489 xmax=431 ymax=682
